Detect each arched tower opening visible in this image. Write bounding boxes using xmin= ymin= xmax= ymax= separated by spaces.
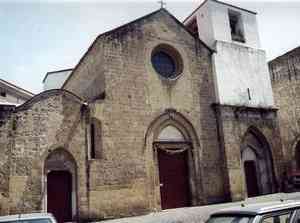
xmin=241 ymin=128 xmax=275 ymax=197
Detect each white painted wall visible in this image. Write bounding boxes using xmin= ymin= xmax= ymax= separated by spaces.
xmin=209 ymin=0 xmax=260 ymax=49
xmin=185 ymin=0 xmax=273 ymax=107
xmin=212 ymin=41 xmax=274 ymax=107
xmin=193 ymin=2 xmax=215 ymax=47
xmin=43 ymin=70 xmax=72 ymax=91
xmin=190 ymin=0 xmax=260 ymax=49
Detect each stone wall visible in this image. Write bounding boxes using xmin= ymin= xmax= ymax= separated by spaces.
xmin=0 ymin=90 xmax=89 ymax=220
xmin=0 ymin=105 xmax=15 ymax=214
xmin=64 ymin=9 xmax=226 ymax=219
xmin=214 ymin=104 xmax=283 ymax=201
xmin=269 ymin=47 xmax=300 ymax=169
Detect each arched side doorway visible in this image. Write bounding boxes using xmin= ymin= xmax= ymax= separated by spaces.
xmin=241 ymin=128 xmax=275 ymax=197
xmin=155 ymin=125 xmax=191 ymax=209
xmin=44 ymin=149 xmax=77 ymax=223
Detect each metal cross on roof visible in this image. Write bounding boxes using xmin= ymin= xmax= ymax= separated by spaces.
xmin=158 ymin=0 xmax=166 ymax=8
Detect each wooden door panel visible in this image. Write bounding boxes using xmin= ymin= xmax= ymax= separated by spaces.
xmin=244 ymin=161 xmax=259 ymax=197
xmin=47 ymin=171 xmax=72 ymax=223
xmin=158 ymin=149 xmax=190 ymax=209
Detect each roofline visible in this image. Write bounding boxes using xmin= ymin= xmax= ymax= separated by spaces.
xmin=62 ymin=8 xmax=162 ymax=89
xmin=268 ymin=46 xmax=300 ymax=64
xmin=16 ymin=89 xmax=85 ymax=112
xmin=162 ymin=9 xmax=214 ymax=53
xmin=0 ymin=78 xmax=34 ymax=97
xmin=183 ymin=0 xmax=257 ymax=24
xmin=42 ymin=68 xmax=73 ymax=83
xmin=62 ymin=8 xmax=214 ymax=89
xmin=183 ymin=0 xmax=209 ymax=24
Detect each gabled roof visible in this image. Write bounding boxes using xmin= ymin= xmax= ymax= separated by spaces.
xmin=62 ymin=8 xmax=214 ymax=89
xmin=0 ymin=78 xmax=34 ymax=98
xmin=183 ymin=0 xmax=257 ymax=24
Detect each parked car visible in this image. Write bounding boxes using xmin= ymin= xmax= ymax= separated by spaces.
xmin=206 ymin=200 xmax=300 ymax=223
xmin=288 ymin=170 xmax=300 ymax=188
xmin=0 ymin=213 xmax=57 ymax=223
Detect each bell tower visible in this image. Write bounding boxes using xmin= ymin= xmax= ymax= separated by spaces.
xmin=184 ymin=0 xmax=283 ymax=202
xmin=184 ymin=0 xmax=274 ymax=107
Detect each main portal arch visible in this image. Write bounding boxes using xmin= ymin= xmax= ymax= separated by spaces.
xmin=144 ymin=110 xmax=203 ymax=210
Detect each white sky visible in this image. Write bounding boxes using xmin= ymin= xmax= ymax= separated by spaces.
xmin=0 ymin=0 xmax=300 ymax=93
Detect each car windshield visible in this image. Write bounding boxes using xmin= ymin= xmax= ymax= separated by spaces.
xmin=0 ymin=218 xmax=52 ymax=223
xmin=207 ymin=215 xmax=253 ymax=223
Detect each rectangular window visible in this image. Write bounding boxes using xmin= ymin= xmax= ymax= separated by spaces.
xmin=90 ymin=123 xmax=96 ymax=159
xmin=229 ymin=10 xmax=245 ymax=43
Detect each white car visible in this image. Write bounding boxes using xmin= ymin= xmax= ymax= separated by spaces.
xmin=207 ymin=200 xmax=300 ymax=223
xmin=0 ymin=213 xmax=57 ymax=223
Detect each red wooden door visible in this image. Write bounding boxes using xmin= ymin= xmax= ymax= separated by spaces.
xmin=158 ymin=149 xmax=190 ymax=209
xmin=47 ymin=171 xmax=72 ymax=223
xmin=244 ymin=161 xmax=260 ymax=197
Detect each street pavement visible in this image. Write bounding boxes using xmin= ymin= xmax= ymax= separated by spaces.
xmin=96 ymin=192 xmax=300 ymax=223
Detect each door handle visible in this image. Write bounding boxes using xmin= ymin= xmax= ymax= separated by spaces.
xmin=160 ymin=183 xmax=164 ymax=187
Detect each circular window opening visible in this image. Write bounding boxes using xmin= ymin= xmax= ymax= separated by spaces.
xmin=151 ymin=45 xmax=183 ymax=79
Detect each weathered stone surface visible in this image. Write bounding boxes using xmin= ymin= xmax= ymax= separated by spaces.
xmin=269 ymin=47 xmax=300 ymax=171
xmin=64 ymin=9 xmax=224 ymax=219
xmin=0 ymin=8 xmax=287 ymax=223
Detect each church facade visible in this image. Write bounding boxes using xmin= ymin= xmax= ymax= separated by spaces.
xmin=0 ymin=1 xmax=286 ymax=222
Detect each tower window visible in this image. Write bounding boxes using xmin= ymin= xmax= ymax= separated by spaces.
xmin=229 ymin=10 xmax=245 ymax=43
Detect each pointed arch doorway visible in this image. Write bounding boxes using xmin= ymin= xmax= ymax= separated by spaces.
xmin=241 ymin=128 xmax=275 ymax=197
xmin=155 ymin=125 xmax=191 ymax=209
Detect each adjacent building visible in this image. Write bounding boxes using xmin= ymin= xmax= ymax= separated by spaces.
xmin=43 ymin=69 xmax=73 ymax=91
xmin=0 ymin=78 xmax=34 ymax=105
xmin=269 ymin=47 xmax=300 ymax=173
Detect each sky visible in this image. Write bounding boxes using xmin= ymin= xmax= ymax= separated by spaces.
xmin=0 ymin=0 xmax=300 ymax=94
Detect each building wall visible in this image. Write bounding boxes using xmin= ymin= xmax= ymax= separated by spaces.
xmin=184 ymin=1 xmax=274 ymax=108
xmin=213 ymin=41 xmax=274 ymax=107
xmin=0 ymin=90 xmax=89 ymax=220
xmin=0 ymin=105 xmax=14 ymax=214
xmin=191 ymin=0 xmax=260 ymax=49
xmin=0 ymin=83 xmax=31 ymax=105
xmin=64 ymin=10 xmax=227 ymax=219
xmin=269 ymin=47 xmax=300 ymax=169
xmin=214 ymin=105 xmax=283 ymax=200
xmin=209 ymin=0 xmax=260 ymax=49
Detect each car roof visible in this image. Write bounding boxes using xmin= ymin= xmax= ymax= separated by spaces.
xmin=211 ymin=200 xmax=300 ymax=216
xmin=0 ymin=213 xmax=54 ymax=222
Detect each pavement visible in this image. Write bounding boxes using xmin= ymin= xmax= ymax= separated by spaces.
xmin=96 ymin=192 xmax=300 ymax=223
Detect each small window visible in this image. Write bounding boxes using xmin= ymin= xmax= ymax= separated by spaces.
xmin=90 ymin=123 xmax=96 ymax=159
xmin=229 ymin=10 xmax=245 ymax=43
xmin=0 ymin=91 xmax=6 ymax=97
xmin=90 ymin=118 xmax=102 ymax=159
